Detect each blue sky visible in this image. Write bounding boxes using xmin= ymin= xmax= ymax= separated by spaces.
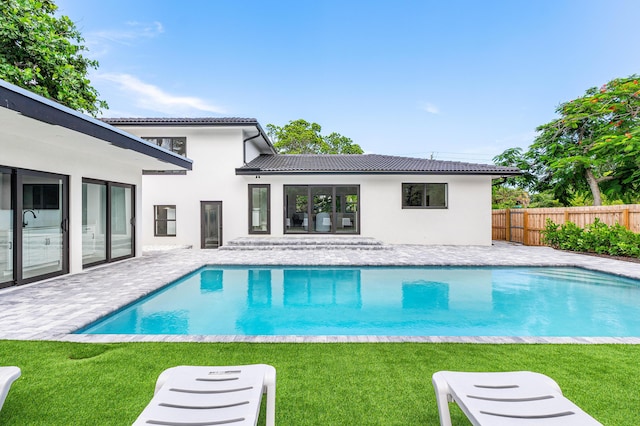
xmin=56 ymin=0 xmax=640 ymax=163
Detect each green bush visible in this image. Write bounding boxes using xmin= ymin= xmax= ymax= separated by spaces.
xmin=541 ymin=218 xmax=640 ymax=258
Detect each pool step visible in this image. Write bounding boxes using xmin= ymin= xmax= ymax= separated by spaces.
xmin=220 ymin=237 xmax=390 ymax=250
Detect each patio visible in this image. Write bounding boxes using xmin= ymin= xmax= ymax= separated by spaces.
xmin=1 ymin=241 xmax=639 ymax=344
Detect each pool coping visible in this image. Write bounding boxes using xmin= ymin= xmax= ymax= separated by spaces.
xmin=2 ymin=242 xmax=640 ymax=344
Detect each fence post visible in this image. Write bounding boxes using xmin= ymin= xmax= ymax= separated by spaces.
xmin=505 ymin=209 xmax=511 ymax=242
xmin=564 ymin=209 xmax=569 ymax=223
xmin=623 ymin=208 xmax=630 ymax=230
xmin=523 ymin=210 xmax=529 ymax=246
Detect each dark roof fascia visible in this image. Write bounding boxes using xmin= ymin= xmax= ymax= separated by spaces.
xmin=0 ymin=80 xmax=193 ymax=170
xmin=235 ymin=169 xmax=522 ymax=177
xmin=104 ymin=117 xmax=277 ymax=153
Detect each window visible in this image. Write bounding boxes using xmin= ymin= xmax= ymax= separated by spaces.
xmin=402 ymin=183 xmax=447 ymax=208
xmin=154 ymin=205 xmax=177 ymax=236
xmin=142 ymin=137 xmax=187 ymax=156
xmin=249 ymin=185 xmax=270 ymax=234
xmin=284 ymin=185 xmax=359 ymax=234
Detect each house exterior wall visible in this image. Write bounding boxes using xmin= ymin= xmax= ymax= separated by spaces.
xmin=245 ymin=138 xmax=264 ymax=163
xmin=246 ymin=174 xmax=493 ymax=245
xmin=119 ymin=125 xmax=494 ymax=247
xmin=123 ymin=126 xmax=249 ymax=248
xmin=2 ymin=131 xmax=143 ymax=275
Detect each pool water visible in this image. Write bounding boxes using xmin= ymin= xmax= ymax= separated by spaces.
xmin=77 ymin=266 xmax=640 ymax=337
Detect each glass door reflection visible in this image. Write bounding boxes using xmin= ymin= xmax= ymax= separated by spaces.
xmin=110 ymin=185 xmax=134 ymax=259
xmin=82 ymin=181 xmax=107 ymax=266
xmin=0 ymin=169 xmax=13 ymax=287
xmin=21 ymin=173 xmax=66 ymax=281
xmin=311 ymin=186 xmax=332 ymax=233
xmin=201 ymin=201 xmax=222 ymax=248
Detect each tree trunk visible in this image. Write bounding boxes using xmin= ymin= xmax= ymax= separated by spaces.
xmin=585 ymin=168 xmax=602 ymax=206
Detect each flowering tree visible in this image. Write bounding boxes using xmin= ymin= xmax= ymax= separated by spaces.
xmin=527 ymin=75 xmax=640 ymax=205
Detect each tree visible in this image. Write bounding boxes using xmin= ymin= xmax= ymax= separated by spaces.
xmin=0 ymin=0 xmax=107 ymax=116
xmin=491 ymin=186 xmax=530 ymax=209
xmin=492 ymin=147 xmax=537 ymax=190
xmin=526 ymin=75 xmax=640 ymax=206
xmin=266 ymin=119 xmax=364 ymax=154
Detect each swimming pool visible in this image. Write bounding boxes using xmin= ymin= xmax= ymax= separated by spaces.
xmin=77 ymin=266 xmax=640 ymax=337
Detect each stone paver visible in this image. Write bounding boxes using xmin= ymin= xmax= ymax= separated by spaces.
xmin=1 ymin=241 xmax=639 ymax=343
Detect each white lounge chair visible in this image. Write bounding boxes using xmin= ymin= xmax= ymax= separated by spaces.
xmin=133 ymin=364 xmax=276 ymax=426
xmin=0 ymin=367 xmax=21 ymax=412
xmin=432 ymin=371 xmax=602 ymax=426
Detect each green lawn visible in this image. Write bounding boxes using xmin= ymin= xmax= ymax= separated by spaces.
xmin=0 ymin=341 xmax=638 ymax=425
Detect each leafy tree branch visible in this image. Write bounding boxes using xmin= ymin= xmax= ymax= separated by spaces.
xmin=266 ymin=119 xmax=363 ymax=154
xmin=0 ymin=0 xmax=107 ymax=116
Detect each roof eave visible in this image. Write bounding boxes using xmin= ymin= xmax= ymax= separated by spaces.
xmin=244 ymin=122 xmax=277 ymax=154
xmin=105 ymin=117 xmax=277 ymax=155
xmin=0 ymin=80 xmax=193 ymax=170
xmin=236 ymin=169 xmax=523 ymax=176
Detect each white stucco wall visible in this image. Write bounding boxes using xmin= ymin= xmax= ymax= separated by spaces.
xmin=119 ymin=126 xmax=249 ymax=248
xmin=2 ymin=127 xmax=144 ymax=275
xmin=252 ymin=174 xmax=493 ymax=245
xmin=121 ymin=124 xmax=494 ymax=247
xmin=245 ymin=138 xmax=265 ymax=163
xmin=144 ymin=171 xmax=493 ymax=246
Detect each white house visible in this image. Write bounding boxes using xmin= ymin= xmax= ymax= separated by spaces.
xmin=0 ymin=80 xmax=192 ymax=288
xmin=105 ymin=118 xmax=520 ymax=248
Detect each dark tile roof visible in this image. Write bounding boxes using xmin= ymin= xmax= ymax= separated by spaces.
xmin=101 ymin=117 xmax=259 ymax=125
xmin=236 ymin=154 xmax=521 ymax=175
xmin=103 ymin=116 xmax=277 ymax=154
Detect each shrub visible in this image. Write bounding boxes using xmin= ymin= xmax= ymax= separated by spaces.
xmin=541 ymin=218 xmax=640 ymax=258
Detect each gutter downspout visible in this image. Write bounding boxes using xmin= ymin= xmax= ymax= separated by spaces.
xmin=242 ymin=129 xmax=263 ymax=165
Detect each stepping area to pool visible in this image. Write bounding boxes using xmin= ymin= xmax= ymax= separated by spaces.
xmin=1 ymin=240 xmax=639 ymax=343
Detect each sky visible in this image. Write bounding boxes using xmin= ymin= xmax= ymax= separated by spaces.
xmin=55 ymin=0 xmax=640 ymax=163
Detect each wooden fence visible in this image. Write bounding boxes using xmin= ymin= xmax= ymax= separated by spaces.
xmin=492 ymin=204 xmax=640 ymax=246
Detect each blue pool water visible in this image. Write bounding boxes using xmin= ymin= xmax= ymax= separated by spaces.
xmin=77 ymin=266 xmax=640 ymax=337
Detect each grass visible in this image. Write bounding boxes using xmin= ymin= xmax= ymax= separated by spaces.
xmin=1 ymin=341 xmax=639 ymax=425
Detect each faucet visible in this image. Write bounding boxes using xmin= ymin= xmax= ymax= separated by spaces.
xmin=22 ymin=210 xmax=37 ymax=227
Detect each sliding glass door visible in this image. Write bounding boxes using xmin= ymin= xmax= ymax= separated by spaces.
xmin=0 ymin=169 xmax=12 ymax=288
xmin=284 ymin=185 xmax=360 ymax=234
xmin=110 ymin=184 xmax=134 ymax=259
xmin=14 ymin=170 xmax=69 ymax=284
xmin=82 ymin=179 xmax=135 ymax=267
xmin=82 ymin=181 xmax=107 ymax=266
xmin=20 ymin=173 xmax=67 ymax=281
xmin=0 ymin=168 xmax=69 ymax=287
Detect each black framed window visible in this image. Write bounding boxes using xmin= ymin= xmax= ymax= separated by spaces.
xmin=155 ymin=205 xmax=177 ymax=236
xmin=284 ymin=185 xmax=359 ymax=234
xmin=82 ymin=178 xmax=135 ymax=268
xmin=142 ymin=137 xmax=187 ymax=156
xmin=402 ymin=183 xmax=448 ymax=208
xmin=249 ymin=185 xmax=270 ymax=234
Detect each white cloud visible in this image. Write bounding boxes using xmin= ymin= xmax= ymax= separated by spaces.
xmin=97 ymin=73 xmax=226 ymax=115
xmin=90 ymin=21 xmax=164 ymax=45
xmin=419 ymin=102 xmax=440 ymax=114
xmin=84 ymin=21 xmax=164 ymax=57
